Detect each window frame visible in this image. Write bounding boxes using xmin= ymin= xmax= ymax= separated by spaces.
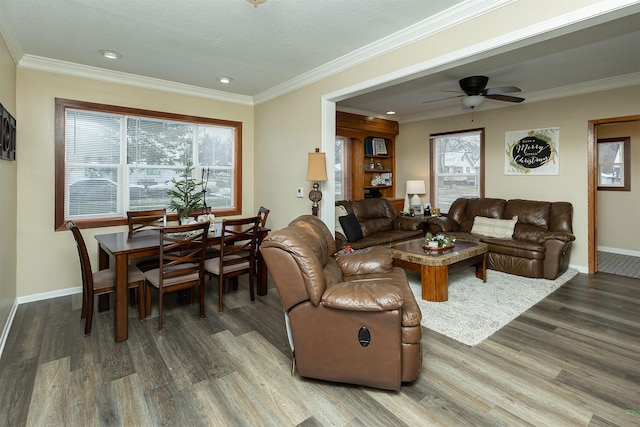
xmin=429 ymin=128 xmax=485 ymax=214
xmin=597 ymin=136 xmax=630 ymax=191
xmin=55 ymin=98 xmax=243 ymax=230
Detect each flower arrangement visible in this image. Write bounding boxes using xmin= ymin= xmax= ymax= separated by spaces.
xmin=424 ymin=232 xmax=456 ymax=248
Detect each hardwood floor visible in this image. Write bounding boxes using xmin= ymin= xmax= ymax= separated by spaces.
xmin=1 ymin=272 xmax=638 ymax=426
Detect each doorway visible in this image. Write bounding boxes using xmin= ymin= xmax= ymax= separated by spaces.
xmin=587 ymin=115 xmax=640 ymax=274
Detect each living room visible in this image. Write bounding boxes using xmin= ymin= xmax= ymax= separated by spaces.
xmin=0 ymin=1 xmax=638 ymax=424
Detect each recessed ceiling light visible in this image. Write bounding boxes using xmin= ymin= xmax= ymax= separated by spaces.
xmin=386 ymin=111 xmax=396 ymax=115
xmin=100 ymin=50 xmax=122 ymax=60
xmin=219 ymin=77 xmax=233 ymax=84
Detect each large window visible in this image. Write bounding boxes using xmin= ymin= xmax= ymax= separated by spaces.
xmin=55 ymin=99 xmax=242 ymax=230
xmin=430 ymin=129 xmax=484 ymax=213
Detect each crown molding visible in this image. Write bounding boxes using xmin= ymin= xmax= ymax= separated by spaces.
xmin=18 ymin=55 xmax=254 ymax=105
xmin=253 ymin=0 xmax=514 ymax=105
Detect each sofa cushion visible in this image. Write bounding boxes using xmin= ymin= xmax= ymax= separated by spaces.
xmin=471 ymin=216 xmax=518 ymax=239
xmin=504 ymin=199 xmax=551 ymax=241
xmin=335 ymin=204 xmax=348 ymax=237
xmin=350 ymin=198 xmax=395 ymax=235
xmin=456 ymin=198 xmax=506 ymax=232
xmin=339 ymin=212 xmax=364 ymax=242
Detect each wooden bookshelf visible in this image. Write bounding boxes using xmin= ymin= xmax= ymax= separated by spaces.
xmin=336 ymin=111 xmax=398 ymax=200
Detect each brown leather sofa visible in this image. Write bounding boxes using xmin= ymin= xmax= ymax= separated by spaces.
xmin=335 ymin=198 xmax=426 ymax=250
xmin=426 ymin=198 xmax=575 ymax=280
xmin=260 ymin=215 xmax=422 ymax=391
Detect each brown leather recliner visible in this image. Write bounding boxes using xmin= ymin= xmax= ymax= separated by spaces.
xmin=260 ymin=215 xmax=422 ymax=391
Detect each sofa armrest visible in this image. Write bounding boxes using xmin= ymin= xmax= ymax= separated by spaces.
xmin=334 ymin=246 xmax=393 ymax=275
xmin=394 ymin=216 xmax=424 ymax=231
xmin=537 ymin=231 xmax=576 ymax=243
xmin=334 ymin=231 xmax=348 ymax=250
xmin=425 ymin=216 xmax=459 ymax=232
xmin=321 ymin=281 xmax=403 ymax=311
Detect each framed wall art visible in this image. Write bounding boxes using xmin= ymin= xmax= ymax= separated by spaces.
xmin=504 ymin=127 xmax=559 ymax=175
xmin=1 ymin=103 xmax=16 ymax=161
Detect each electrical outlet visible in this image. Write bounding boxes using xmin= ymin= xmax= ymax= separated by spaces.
xmin=296 ymin=187 xmax=304 ymax=198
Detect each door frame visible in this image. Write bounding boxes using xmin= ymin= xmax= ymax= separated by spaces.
xmin=587 ymin=114 xmax=639 ymax=274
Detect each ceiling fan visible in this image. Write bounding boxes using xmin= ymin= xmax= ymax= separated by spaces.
xmin=424 ymin=75 xmax=525 ymax=109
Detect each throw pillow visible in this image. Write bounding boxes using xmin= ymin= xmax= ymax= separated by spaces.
xmin=339 ymin=212 xmax=364 ymax=242
xmin=471 ymin=216 xmax=518 ymax=239
xmin=335 ymin=205 xmax=348 ymax=236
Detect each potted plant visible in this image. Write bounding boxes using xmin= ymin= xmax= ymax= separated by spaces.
xmin=167 ymin=161 xmax=203 ymax=224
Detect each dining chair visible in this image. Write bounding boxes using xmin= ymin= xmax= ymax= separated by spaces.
xmin=143 ymin=221 xmax=209 ymax=330
xmin=127 ymin=208 xmax=167 ymax=237
xmin=257 ymin=206 xmax=270 ymax=228
xmin=67 ymin=220 xmax=146 ymax=335
xmin=127 ymin=208 xmax=167 ymax=272
xmin=204 ymin=216 xmax=260 ymax=312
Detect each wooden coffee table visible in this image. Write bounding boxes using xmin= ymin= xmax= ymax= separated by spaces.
xmin=389 ymin=239 xmax=488 ymax=302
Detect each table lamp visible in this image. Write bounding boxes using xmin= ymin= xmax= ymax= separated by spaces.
xmin=406 ymin=180 xmax=426 ymax=212
xmin=306 ymin=148 xmax=328 ymax=216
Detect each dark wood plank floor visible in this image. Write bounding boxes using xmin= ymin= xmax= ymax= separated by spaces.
xmin=1 ymin=271 xmax=638 ymax=426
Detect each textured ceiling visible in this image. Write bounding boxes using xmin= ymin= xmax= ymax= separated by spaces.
xmin=0 ymin=0 xmax=463 ymax=95
xmin=1 ymin=0 xmax=639 ymax=121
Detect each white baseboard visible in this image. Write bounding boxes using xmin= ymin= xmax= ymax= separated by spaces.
xmin=16 ymin=286 xmax=82 ymax=305
xmin=597 ymin=246 xmax=640 ymax=257
xmin=569 ymin=264 xmax=588 ymax=274
xmin=0 ymin=299 xmax=18 ymax=363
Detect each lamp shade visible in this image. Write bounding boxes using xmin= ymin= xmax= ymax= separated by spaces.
xmin=406 ymin=180 xmax=426 ymax=195
xmin=306 ymin=149 xmax=328 ymax=182
xmin=462 ymin=95 xmax=485 ymax=109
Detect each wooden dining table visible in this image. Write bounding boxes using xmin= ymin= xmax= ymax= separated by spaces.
xmin=95 ymin=223 xmax=270 ymax=342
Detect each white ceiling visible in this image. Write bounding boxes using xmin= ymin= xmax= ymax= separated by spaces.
xmin=1 ymin=0 xmax=639 ymax=122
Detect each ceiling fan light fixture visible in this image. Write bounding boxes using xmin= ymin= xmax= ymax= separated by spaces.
xmin=246 ymin=0 xmax=267 ymax=7
xmin=462 ymin=95 xmax=484 ymax=109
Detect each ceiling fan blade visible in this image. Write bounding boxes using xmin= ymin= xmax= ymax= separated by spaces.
xmin=422 ymin=94 xmax=464 ymax=104
xmin=484 ymin=86 xmax=521 ymax=95
xmin=485 ymin=94 xmax=525 ymax=103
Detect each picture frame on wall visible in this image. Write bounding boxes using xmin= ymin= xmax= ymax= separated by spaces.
xmin=1 ymin=103 xmax=17 ymax=161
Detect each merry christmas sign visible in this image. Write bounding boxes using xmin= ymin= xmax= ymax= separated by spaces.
xmin=504 ymin=127 xmax=559 ymax=175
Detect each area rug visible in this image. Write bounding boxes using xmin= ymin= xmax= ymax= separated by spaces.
xmin=407 ymin=267 xmax=578 ymax=346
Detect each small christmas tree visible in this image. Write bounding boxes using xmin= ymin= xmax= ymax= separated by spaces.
xmin=167 ymin=161 xmax=203 ymax=222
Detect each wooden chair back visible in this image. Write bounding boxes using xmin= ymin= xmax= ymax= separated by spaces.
xmin=205 ymin=216 xmax=259 ymax=312
xmin=157 ymin=221 xmax=209 ymax=289
xmin=127 ymin=208 xmax=167 ymax=237
xmin=67 ymin=220 xmax=94 ymax=315
xmin=144 ymin=221 xmax=210 ymax=330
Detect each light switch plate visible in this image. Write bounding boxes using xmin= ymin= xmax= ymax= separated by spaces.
xmin=296 ymin=188 xmax=304 ymax=198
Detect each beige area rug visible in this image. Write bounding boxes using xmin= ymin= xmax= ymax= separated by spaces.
xmin=407 ymin=267 xmax=579 ymax=346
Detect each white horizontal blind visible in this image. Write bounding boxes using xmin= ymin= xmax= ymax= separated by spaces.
xmin=64 ymin=109 xmax=236 ymax=220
